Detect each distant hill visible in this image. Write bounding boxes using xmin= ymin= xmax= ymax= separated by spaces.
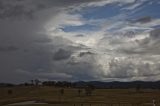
xmin=0 ymin=83 xmax=14 ymax=87
xmin=1 ymin=81 xmax=160 ymax=89
xmin=74 ymin=81 xmax=160 ymax=89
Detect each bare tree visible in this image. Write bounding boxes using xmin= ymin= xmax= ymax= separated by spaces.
xmin=30 ymin=80 xmax=34 ymax=85
xmin=60 ymin=88 xmax=64 ymax=96
xmin=59 ymin=88 xmax=64 ymax=103
xmin=85 ymin=85 xmax=95 ymax=96
xmin=34 ymin=79 xmax=41 ymax=86
xmin=78 ymin=89 xmax=82 ymax=96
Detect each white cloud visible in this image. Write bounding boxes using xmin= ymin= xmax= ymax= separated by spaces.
xmin=45 ymin=12 xmax=85 ymax=32
xmin=85 ymin=0 xmax=136 ymax=7
xmin=44 ymin=0 xmax=160 ymax=81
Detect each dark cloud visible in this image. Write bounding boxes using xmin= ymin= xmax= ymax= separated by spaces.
xmin=34 ymin=37 xmax=53 ymax=43
xmin=134 ymin=16 xmax=152 ymax=24
xmin=53 ymin=48 xmax=72 ymax=61
xmin=52 ymin=56 xmax=102 ymax=81
xmin=79 ymin=51 xmax=94 ymax=57
xmin=0 ymin=0 xmax=105 ymax=20
xmin=0 ymin=46 xmax=19 ymax=52
xmin=150 ymin=28 xmax=160 ymax=39
xmin=76 ymin=34 xmax=85 ymax=37
xmin=0 ymin=0 xmax=34 ymax=19
xmin=123 ymin=31 xmax=135 ymax=38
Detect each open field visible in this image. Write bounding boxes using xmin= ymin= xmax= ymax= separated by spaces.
xmin=0 ymin=86 xmax=160 ymax=106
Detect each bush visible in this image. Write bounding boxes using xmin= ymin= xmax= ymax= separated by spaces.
xmin=8 ymin=89 xmax=13 ymax=95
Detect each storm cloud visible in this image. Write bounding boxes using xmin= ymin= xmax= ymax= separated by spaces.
xmin=53 ymin=49 xmax=72 ymax=61
xmin=0 ymin=0 xmax=160 ymax=83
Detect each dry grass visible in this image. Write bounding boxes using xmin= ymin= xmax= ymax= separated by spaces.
xmin=0 ymin=86 xmax=160 ymax=106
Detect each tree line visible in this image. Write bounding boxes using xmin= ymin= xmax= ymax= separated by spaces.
xmin=1 ymin=80 xmax=160 ymax=89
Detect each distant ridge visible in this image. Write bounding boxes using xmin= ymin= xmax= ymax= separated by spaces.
xmin=74 ymin=81 xmax=160 ymax=89
xmin=1 ymin=81 xmax=160 ymax=89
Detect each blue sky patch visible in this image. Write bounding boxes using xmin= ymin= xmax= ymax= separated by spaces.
xmin=62 ymin=24 xmax=99 ymax=32
xmin=81 ymin=3 xmax=121 ymax=20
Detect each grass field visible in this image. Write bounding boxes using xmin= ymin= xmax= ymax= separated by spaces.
xmin=0 ymin=86 xmax=160 ymax=106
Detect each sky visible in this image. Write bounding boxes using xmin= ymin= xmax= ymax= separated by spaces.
xmin=0 ymin=0 xmax=160 ymax=83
